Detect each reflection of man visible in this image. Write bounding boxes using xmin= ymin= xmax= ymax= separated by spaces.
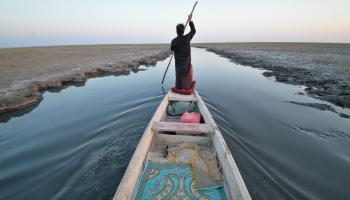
xmin=170 ymin=15 xmax=196 ymax=89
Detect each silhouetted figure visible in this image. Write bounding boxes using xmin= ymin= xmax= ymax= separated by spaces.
xmin=171 ymin=15 xmax=196 ymax=89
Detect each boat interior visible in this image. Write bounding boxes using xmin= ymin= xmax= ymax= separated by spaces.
xmin=114 ymin=91 xmax=251 ymax=200
xmin=139 ymin=91 xmax=230 ymax=198
xmin=149 ymin=91 xmax=213 ymax=161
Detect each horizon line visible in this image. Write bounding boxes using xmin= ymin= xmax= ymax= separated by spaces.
xmin=1 ymin=41 xmax=350 ymax=49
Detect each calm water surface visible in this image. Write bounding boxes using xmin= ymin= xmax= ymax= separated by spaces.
xmin=0 ymin=48 xmax=349 ymax=200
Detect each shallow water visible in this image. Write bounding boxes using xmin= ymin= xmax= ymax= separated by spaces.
xmin=0 ymin=48 xmax=349 ymax=199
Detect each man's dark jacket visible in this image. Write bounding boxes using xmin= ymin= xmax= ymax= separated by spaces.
xmin=171 ymin=21 xmax=196 ymax=89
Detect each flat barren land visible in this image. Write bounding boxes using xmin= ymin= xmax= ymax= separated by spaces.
xmin=195 ymin=43 xmax=350 ymax=109
xmin=0 ymin=44 xmax=170 ymax=115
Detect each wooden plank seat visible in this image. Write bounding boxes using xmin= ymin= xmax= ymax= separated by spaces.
xmin=168 ymin=91 xmax=197 ymax=102
xmin=152 ymin=121 xmax=213 ymax=134
xmin=155 ymin=133 xmax=210 ymax=145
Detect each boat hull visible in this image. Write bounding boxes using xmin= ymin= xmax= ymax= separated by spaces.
xmin=113 ymin=90 xmax=251 ymax=200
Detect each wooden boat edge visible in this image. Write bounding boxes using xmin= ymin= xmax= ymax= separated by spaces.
xmin=112 ymin=94 xmax=169 ymax=199
xmin=195 ymin=91 xmax=252 ymax=200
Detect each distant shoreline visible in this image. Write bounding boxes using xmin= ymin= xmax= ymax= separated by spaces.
xmin=0 ymin=44 xmax=171 ymax=122
xmin=0 ymin=43 xmax=170 ymax=50
xmin=195 ymin=42 xmax=350 ymax=45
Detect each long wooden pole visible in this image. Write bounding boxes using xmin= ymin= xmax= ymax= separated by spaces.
xmin=161 ymin=1 xmax=198 ymax=85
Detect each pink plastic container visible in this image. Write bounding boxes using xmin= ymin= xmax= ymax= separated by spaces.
xmin=180 ymin=112 xmax=201 ymax=123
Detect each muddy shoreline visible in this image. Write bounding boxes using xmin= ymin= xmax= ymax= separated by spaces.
xmin=194 ymin=43 xmax=350 ymax=109
xmin=0 ymin=44 xmax=171 ymax=121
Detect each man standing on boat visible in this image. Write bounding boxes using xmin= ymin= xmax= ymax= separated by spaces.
xmin=171 ymin=15 xmax=196 ymax=90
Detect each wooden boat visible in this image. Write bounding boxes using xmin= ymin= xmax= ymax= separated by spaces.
xmin=113 ymin=90 xmax=252 ymax=200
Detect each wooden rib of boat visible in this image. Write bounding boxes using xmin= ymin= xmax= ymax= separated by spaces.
xmin=113 ymin=90 xmax=252 ymax=200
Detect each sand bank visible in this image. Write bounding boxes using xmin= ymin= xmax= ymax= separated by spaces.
xmin=0 ymin=44 xmax=170 ymax=117
xmin=195 ymin=43 xmax=350 ymax=109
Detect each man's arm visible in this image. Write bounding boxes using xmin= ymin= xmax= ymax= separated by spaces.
xmin=170 ymin=39 xmax=175 ymax=51
xmin=186 ymin=15 xmax=196 ymax=40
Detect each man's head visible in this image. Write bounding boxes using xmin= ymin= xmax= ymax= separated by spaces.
xmin=176 ymin=23 xmax=185 ymax=36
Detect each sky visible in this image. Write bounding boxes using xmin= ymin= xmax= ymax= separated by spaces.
xmin=0 ymin=0 xmax=349 ymax=48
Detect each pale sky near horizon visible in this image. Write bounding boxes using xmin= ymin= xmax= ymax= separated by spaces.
xmin=0 ymin=0 xmax=349 ymax=48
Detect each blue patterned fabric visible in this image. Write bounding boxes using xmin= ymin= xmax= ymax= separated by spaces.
xmin=135 ymin=161 xmax=227 ymax=200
